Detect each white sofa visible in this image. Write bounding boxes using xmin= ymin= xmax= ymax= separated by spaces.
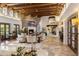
xmin=26 ymin=35 xmax=37 ymax=43
xmin=17 ymin=33 xmax=27 ymax=43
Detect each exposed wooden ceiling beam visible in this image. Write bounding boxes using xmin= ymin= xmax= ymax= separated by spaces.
xmin=22 ymin=10 xmax=59 ymax=14
xmin=31 ymin=13 xmax=58 ymax=17
xmin=0 ymin=3 xmax=7 ymax=7
xmin=9 ymin=3 xmax=57 ymax=7
xmin=18 ymin=8 xmax=62 ymax=13
xmin=23 ymin=11 xmax=59 ymax=16
xmin=13 ymin=6 xmax=63 ymax=11
xmin=18 ymin=9 xmax=59 ymax=13
xmin=10 ymin=3 xmax=64 ymax=9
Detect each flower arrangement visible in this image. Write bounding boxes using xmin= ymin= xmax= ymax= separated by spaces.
xmin=11 ymin=47 xmax=37 ymax=56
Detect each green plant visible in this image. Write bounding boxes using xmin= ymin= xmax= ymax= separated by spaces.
xmin=21 ymin=28 xmax=28 ymax=34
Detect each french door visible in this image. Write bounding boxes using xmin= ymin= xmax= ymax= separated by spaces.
xmin=0 ymin=23 xmax=10 ymax=41
xmin=13 ymin=24 xmax=20 ymax=37
xmin=67 ymin=18 xmax=78 ymax=55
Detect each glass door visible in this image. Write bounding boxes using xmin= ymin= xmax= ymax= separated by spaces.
xmin=5 ymin=24 xmax=10 ymax=38
xmin=0 ymin=23 xmax=10 ymax=41
xmin=13 ymin=24 xmax=20 ymax=37
xmin=67 ymin=19 xmax=72 ymax=46
xmin=67 ymin=18 xmax=78 ymax=55
xmin=0 ymin=24 xmax=5 ymax=40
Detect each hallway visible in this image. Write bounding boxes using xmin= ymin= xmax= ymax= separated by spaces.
xmin=39 ymin=36 xmax=75 ymax=56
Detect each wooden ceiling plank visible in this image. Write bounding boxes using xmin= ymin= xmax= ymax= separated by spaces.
xmin=11 ymin=3 xmax=64 ymax=10
xmin=1 ymin=3 xmax=64 ymax=17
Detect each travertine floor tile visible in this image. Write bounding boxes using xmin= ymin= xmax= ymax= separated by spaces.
xmin=0 ymin=36 xmax=76 ymax=56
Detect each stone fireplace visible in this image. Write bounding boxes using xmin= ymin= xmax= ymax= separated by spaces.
xmin=28 ymin=27 xmax=36 ymax=35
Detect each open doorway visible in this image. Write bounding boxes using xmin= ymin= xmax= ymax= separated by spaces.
xmin=59 ymin=27 xmax=63 ymax=42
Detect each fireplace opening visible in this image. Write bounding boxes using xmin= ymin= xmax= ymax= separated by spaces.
xmin=29 ymin=29 xmax=34 ymax=35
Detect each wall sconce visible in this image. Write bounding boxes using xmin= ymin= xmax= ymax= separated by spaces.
xmin=72 ymin=18 xmax=79 ymax=25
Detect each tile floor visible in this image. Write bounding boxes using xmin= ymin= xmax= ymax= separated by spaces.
xmin=0 ymin=36 xmax=76 ymax=56
xmin=41 ymin=36 xmax=76 ymax=56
